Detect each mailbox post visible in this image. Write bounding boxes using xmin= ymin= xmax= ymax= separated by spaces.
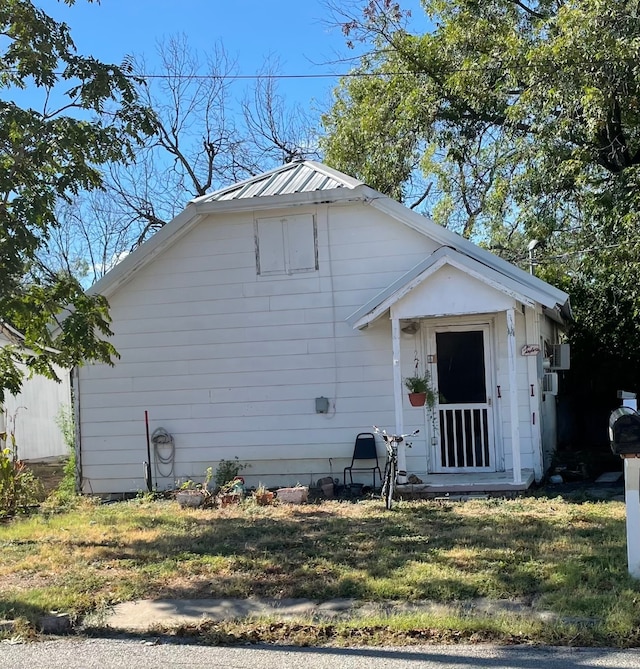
xmin=623 ymin=457 xmax=640 ymax=578
xmin=609 ymin=407 xmax=640 ymax=578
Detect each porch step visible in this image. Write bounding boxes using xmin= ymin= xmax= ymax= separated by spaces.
xmin=433 ymin=494 xmax=490 ymax=502
xmin=396 ymin=470 xmax=535 ymax=498
xmin=595 ymin=471 xmax=623 ymax=484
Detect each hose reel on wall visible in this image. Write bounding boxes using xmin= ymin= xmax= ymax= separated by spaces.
xmin=151 ymin=427 xmax=175 ymax=482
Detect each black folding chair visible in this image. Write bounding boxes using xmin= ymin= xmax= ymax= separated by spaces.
xmin=343 ymin=432 xmax=382 ymax=488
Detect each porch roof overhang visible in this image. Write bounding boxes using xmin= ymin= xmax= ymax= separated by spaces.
xmin=346 ymin=246 xmax=568 ymax=330
xmin=0 ymin=320 xmax=24 ymax=345
xmin=0 ymin=320 xmax=63 ymax=355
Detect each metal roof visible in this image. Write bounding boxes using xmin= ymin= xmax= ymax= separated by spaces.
xmin=90 ymin=161 xmax=570 ymax=322
xmin=192 ymin=160 xmax=364 ymax=203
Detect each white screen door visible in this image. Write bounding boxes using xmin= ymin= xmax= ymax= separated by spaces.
xmin=431 ymin=325 xmax=496 ymax=472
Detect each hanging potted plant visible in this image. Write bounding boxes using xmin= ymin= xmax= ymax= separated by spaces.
xmin=404 ymin=372 xmax=436 ymax=408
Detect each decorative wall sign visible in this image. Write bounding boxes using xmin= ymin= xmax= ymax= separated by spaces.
xmin=521 ymin=344 xmax=541 ymax=356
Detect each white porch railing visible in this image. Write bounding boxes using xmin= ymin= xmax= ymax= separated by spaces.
xmin=439 ymin=406 xmax=491 ymax=469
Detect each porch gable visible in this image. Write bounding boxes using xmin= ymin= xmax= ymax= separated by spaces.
xmin=392 ymin=263 xmax=520 ymax=320
xmin=347 ymin=246 xmax=540 ymax=330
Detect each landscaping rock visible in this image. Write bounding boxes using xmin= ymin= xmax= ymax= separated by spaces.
xmin=276 ymin=486 xmax=308 ymax=503
xmin=38 ymin=612 xmax=72 ymax=634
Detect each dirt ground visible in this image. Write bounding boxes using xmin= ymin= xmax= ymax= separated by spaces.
xmin=25 ymin=458 xmax=67 ymax=497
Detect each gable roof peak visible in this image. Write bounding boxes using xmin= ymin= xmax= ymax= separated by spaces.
xmin=192 ymin=160 xmax=364 ymax=204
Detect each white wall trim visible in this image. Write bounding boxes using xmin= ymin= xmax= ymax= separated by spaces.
xmin=525 ymin=307 xmax=543 ymax=481
xmin=506 ymin=308 xmax=522 ymax=484
xmin=391 ymin=315 xmax=407 ymax=482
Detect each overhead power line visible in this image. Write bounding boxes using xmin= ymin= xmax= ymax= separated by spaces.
xmin=4 ymin=58 xmax=640 ymax=83
xmin=3 ymin=68 xmax=423 ymax=82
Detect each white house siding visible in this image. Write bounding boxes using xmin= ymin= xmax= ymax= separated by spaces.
xmin=539 ymin=311 xmax=560 ymax=468
xmin=392 ymin=265 xmax=518 ymax=321
xmin=493 ymin=308 xmax=541 ymax=474
xmin=78 ymin=202 xmax=440 ymax=494
xmin=0 ymin=338 xmax=71 ymax=461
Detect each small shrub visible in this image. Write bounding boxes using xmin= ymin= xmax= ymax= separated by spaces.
xmin=0 ymin=408 xmax=43 ymax=517
xmin=44 ymin=406 xmax=79 ymax=511
xmin=55 ymin=405 xmax=76 ymax=454
xmin=0 ymin=448 xmax=43 ymax=517
xmin=43 ymin=452 xmax=78 ymax=511
xmin=214 ymin=457 xmax=248 ymax=488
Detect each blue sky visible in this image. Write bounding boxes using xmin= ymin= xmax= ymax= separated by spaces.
xmin=38 ymin=0 xmax=430 ymax=112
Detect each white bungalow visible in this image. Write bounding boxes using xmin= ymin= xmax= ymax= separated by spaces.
xmin=76 ymin=161 xmax=570 ymax=496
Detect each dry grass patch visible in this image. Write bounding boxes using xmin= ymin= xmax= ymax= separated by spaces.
xmin=1 ymin=494 xmax=639 ymax=645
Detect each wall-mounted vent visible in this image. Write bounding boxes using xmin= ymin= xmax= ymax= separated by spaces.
xmin=543 ymin=372 xmax=559 ymax=395
xmin=550 ymin=344 xmax=570 ymax=370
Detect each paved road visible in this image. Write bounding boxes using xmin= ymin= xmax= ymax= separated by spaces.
xmin=1 ymin=639 xmax=640 ymax=669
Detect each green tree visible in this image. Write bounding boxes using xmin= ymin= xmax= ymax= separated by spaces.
xmin=323 ymin=0 xmax=640 ymax=417
xmin=0 ymin=0 xmax=153 ymax=400
xmin=323 ymin=0 xmax=640 ymax=241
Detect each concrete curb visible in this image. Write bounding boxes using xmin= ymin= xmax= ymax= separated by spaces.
xmin=98 ymin=597 xmax=599 ymax=633
xmin=0 ymin=612 xmax=73 ymax=636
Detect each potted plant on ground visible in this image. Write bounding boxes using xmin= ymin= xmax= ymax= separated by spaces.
xmin=217 ymin=476 xmax=246 ymax=507
xmin=252 ymin=483 xmax=275 ymax=506
xmin=404 ymin=372 xmax=436 ymax=408
xmin=175 ymin=467 xmax=213 ymax=508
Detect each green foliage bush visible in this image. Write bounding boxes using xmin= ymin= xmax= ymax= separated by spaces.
xmin=214 ymin=457 xmax=248 ymax=488
xmin=44 ymin=406 xmax=79 ymax=511
xmin=0 ymin=447 xmax=43 ymax=518
xmin=42 ymin=453 xmax=78 ymax=512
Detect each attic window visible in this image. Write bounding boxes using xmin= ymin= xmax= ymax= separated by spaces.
xmin=255 ymin=214 xmax=318 ymax=276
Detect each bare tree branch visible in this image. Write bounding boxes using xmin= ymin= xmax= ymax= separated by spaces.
xmin=40 ymin=35 xmax=322 ymax=280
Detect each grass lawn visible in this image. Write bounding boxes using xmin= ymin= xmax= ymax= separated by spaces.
xmin=1 ymin=494 xmax=639 ymax=646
